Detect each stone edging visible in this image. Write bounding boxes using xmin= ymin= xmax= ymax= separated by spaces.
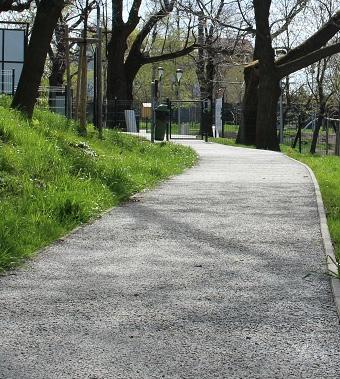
xmin=287 ymin=155 xmax=340 ymax=320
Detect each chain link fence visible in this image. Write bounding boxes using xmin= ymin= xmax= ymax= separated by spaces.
xmin=215 ymin=101 xmax=340 ymax=156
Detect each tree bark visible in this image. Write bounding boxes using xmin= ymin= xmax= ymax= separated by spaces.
xmin=253 ymin=0 xmax=281 ymax=151
xmin=11 ymin=0 xmax=65 ymax=118
xmin=236 ymin=63 xmax=259 ymax=145
xmin=106 ymin=27 xmax=130 ymax=101
xmin=48 ymin=24 xmax=66 ymax=88
xmin=256 ymin=74 xmax=281 ymax=150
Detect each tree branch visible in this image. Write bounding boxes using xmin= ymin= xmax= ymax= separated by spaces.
xmin=278 ymin=42 xmax=340 ymax=77
xmin=141 ymin=43 xmax=198 ymax=65
xmin=277 ymin=10 xmax=340 ymax=65
xmin=0 ymin=0 xmax=34 ymax=12
xmin=126 ymin=0 xmax=142 ymax=33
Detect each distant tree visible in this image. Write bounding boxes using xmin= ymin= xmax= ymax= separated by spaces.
xmin=237 ymin=0 xmax=340 ymax=150
xmin=106 ymin=0 xmax=197 ymax=102
xmin=11 ymin=0 xmax=66 ymax=118
xmin=47 ymin=1 xmax=96 ymax=88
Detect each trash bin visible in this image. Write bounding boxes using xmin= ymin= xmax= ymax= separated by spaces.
xmin=155 ymin=104 xmax=169 ymax=141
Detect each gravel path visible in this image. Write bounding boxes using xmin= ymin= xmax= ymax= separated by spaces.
xmin=1 ymin=140 xmax=340 ymax=379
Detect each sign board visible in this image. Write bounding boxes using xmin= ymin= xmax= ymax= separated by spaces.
xmin=0 ymin=28 xmax=26 ymax=93
xmin=215 ymin=98 xmax=223 ymax=135
xmin=125 ymin=110 xmax=138 ymax=132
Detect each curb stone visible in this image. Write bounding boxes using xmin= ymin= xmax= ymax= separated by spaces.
xmin=286 ymin=155 xmax=340 ymax=321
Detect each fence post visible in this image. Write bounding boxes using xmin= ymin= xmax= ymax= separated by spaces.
xmin=326 ymin=116 xmax=329 ymax=155
xmin=166 ymin=98 xmax=170 ymax=141
xmin=114 ymin=97 xmax=117 ymax=128
xmin=221 ymin=98 xmax=225 ymax=138
xmin=151 ymin=81 xmax=157 ymax=143
xmin=11 ymin=69 xmax=15 ymax=96
xmin=336 ymin=123 xmax=340 ymax=156
xmin=292 ymin=114 xmax=302 ymax=153
xmin=299 ymin=115 xmax=302 ymax=153
xmin=279 ymin=89 xmax=284 ymax=144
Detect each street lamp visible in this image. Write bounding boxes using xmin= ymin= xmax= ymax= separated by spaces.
xmin=158 ymin=66 xmax=164 ymax=99
xmin=274 ymin=48 xmax=287 ymax=144
xmin=158 ymin=66 xmax=164 ymax=80
xmin=176 ymin=68 xmax=183 ymax=85
xmin=176 ymin=68 xmax=183 ymax=134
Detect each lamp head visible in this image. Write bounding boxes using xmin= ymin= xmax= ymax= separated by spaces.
xmin=158 ymin=66 xmax=164 ymax=80
xmin=176 ymin=68 xmax=183 ymax=83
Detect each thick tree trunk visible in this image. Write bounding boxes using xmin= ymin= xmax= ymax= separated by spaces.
xmin=11 ymin=0 xmax=64 ymax=118
xmin=236 ymin=64 xmax=259 ymax=145
xmin=253 ymin=0 xmax=280 ymax=151
xmin=107 ymin=29 xmax=130 ymax=101
xmin=106 ymin=31 xmax=142 ymax=127
xmin=256 ymin=74 xmax=281 ymax=150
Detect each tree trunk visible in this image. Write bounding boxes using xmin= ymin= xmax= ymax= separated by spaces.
xmin=310 ymin=102 xmax=326 ymax=154
xmin=106 ymin=29 xmax=130 ymax=101
xmin=256 ymin=74 xmax=281 ymax=150
xmin=253 ymin=0 xmax=280 ymax=151
xmin=236 ymin=64 xmax=259 ymax=145
xmin=11 ymin=0 xmax=64 ymax=118
xmin=49 ymin=24 xmax=66 ymax=88
xmin=197 ymin=51 xmax=215 ymax=136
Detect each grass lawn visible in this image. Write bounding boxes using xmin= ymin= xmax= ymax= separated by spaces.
xmin=210 ymin=137 xmax=340 ymax=261
xmin=0 ymin=98 xmax=197 ymax=271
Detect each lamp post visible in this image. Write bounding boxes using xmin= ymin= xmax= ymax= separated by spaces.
xmin=275 ymin=48 xmax=287 ymax=144
xmin=176 ymin=68 xmax=183 ymax=133
xmin=158 ymin=66 xmax=164 ymax=101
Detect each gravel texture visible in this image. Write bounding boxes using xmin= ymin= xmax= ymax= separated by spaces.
xmin=1 ymin=140 xmax=340 ymax=379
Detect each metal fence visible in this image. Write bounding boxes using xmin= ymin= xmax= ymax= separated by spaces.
xmin=212 ymin=102 xmax=340 ymax=156
xmin=36 ymin=86 xmax=70 ymax=116
xmin=0 ymin=69 xmax=15 ymax=95
xmin=169 ymin=100 xmax=203 ymax=139
xmin=280 ymin=104 xmax=340 ymax=155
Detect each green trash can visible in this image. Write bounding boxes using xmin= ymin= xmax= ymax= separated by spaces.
xmin=155 ymin=104 xmax=169 ymax=141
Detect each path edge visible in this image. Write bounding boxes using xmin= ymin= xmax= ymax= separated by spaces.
xmin=287 ymin=155 xmax=340 ymax=321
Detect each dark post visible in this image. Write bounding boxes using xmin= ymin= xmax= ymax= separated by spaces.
xmin=65 ymin=25 xmax=72 ymax=119
xmin=11 ymin=69 xmax=15 ymax=96
xmin=113 ymin=96 xmax=117 ymax=127
xmin=151 ymin=80 xmax=159 ymax=143
xmin=166 ymin=98 xmax=170 ymax=141
xmin=64 ymin=85 xmax=68 ymax=116
xmin=292 ymin=114 xmax=303 ymax=153
xmin=335 ymin=123 xmax=340 ymax=156
xmin=96 ymin=3 xmax=103 ymax=138
xmin=93 ymin=50 xmax=97 ymax=126
xmin=169 ymin=99 xmax=172 ymax=139
xmin=221 ymin=95 xmax=225 ymax=138
xmin=326 ymin=115 xmax=329 ymax=155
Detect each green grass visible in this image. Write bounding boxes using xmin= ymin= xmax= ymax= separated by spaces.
xmin=209 ymin=137 xmax=254 ymax=149
xmin=0 ymin=97 xmax=197 ymax=271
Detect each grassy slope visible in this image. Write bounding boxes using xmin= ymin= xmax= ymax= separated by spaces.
xmin=0 ymin=99 xmax=197 ymax=271
xmin=210 ymin=137 xmax=340 ymax=261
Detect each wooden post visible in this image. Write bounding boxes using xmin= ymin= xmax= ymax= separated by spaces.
xmin=78 ymin=37 xmax=88 ymax=135
xmin=64 ymin=25 xmax=72 ymax=119
xmin=96 ymin=4 xmax=103 ymax=138
xmin=326 ymin=117 xmax=329 ymax=155
xmin=75 ymin=43 xmax=84 ymax=120
xmin=78 ymin=0 xmax=89 ymax=136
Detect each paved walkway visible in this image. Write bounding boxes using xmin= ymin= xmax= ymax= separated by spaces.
xmin=1 ymin=141 xmax=340 ymax=379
